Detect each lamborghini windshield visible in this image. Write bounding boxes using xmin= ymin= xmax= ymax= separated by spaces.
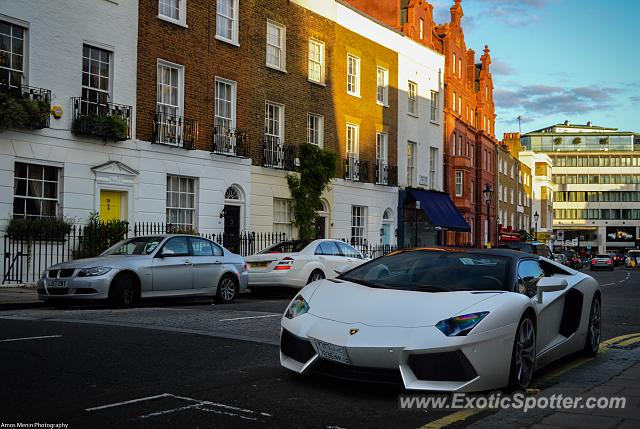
xmin=339 ymin=250 xmax=511 ymax=292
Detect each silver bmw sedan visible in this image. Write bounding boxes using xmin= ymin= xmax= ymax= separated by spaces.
xmin=37 ymin=234 xmax=248 ymax=307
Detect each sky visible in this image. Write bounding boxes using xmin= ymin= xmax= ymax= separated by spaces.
xmin=428 ymin=0 xmax=640 ymax=137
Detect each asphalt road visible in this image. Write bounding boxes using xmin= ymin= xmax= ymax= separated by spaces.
xmin=0 ymin=267 xmax=638 ymax=428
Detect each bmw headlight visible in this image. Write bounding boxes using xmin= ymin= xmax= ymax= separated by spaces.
xmin=78 ymin=266 xmax=112 ymax=277
xmin=285 ymin=295 xmax=310 ymax=319
xmin=436 ymin=312 xmax=489 ymax=337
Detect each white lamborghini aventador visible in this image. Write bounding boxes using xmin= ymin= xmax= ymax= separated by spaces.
xmin=280 ymin=247 xmax=602 ymax=392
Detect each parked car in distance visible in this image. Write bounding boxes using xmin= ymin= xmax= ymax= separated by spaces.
xmin=590 ymin=254 xmax=614 ymax=271
xmin=38 ymin=235 xmax=247 ymax=307
xmin=553 ymin=253 xmax=568 ymax=266
xmin=609 ymin=251 xmax=626 ymax=266
xmin=626 ymin=250 xmax=640 ymax=268
xmin=245 ymin=239 xmax=368 ymax=291
xmin=560 ymin=250 xmax=583 ymax=270
xmin=496 ymin=241 xmax=554 ymax=260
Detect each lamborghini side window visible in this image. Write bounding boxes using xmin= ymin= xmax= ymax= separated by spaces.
xmin=517 ymin=260 xmax=544 ymax=298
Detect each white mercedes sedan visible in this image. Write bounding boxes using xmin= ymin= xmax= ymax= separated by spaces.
xmin=246 ymin=239 xmax=367 ymax=292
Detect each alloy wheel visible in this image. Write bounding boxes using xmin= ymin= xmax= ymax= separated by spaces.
xmin=589 ymin=298 xmax=601 ymax=351
xmin=515 ymin=318 xmax=536 ymax=388
xmin=220 ymin=277 xmax=236 ymax=301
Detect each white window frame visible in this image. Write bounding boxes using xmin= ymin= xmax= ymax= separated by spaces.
xmin=429 ymin=147 xmax=438 ymax=190
xmin=273 ymin=198 xmax=292 ymax=238
xmin=376 ymin=66 xmax=388 ymax=106
xmin=158 ymin=0 xmax=187 ymax=27
xmin=453 ymin=52 xmax=457 ymax=74
xmin=376 ymin=132 xmax=388 ymax=185
xmin=453 ymin=91 xmax=457 ymax=111
xmin=156 ymin=59 xmax=185 ymax=145
xmin=430 ymin=91 xmax=439 ymax=123
xmin=12 ymin=162 xmax=61 ymax=218
xmin=166 ymin=175 xmax=196 ymax=230
xmin=346 ymin=54 xmax=360 ymax=96
xmin=408 ymin=81 xmax=418 ymax=116
xmin=0 ymin=19 xmax=28 ymax=87
xmin=307 ymin=113 xmax=324 ymax=147
xmin=214 ymin=77 xmax=236 ymax=129
xmin=458 ymin=58 xmax=462 ymax=78
xmin=308 ymin=38 xmax=325 ymax=84
xmin=407 ymin=141 xmax=416 ymax=187
xmin=266 ymin=20 xmax=286 ymax=72
xmin=458 ymin=95 xmax=462 ymax=114
xmin=455 ymin=170 xmax=463 ymax=197
xmin=351 ymin=205 xmax=367 ymax=246
xmin=419 ymin=18 xmax=424 ymax=40
xmin=346 ymin=123 xmax=360 ymax=181
xmin=215 ymin=0 xmax=239 ymax=45
xmin=81 ymin=44 xmax=112 ymax=107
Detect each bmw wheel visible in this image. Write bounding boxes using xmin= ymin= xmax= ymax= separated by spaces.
xmin=109 ymin=273 xmax=138 ymax=309
xmin=583 ymin=295 xmax=601 ymax=357
xmin=216 ymin=274 xmax=238 ymax=304
xmin=508 ymin=315 xmax=536 ymax=390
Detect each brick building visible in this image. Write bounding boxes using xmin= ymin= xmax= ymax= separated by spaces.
xmin=343 ymin=0 xmax=499 ymax=247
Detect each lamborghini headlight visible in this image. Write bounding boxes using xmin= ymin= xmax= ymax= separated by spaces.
xmin=436 ymin=312 xmax=489 ymax=337
xmin=285 ymin=295 xmax=310 ymax=319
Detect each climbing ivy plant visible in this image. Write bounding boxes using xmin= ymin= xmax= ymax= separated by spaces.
xmin=287 ymin=144 xmax=338 ymax=240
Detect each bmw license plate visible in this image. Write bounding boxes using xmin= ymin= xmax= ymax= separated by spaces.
xmin=315 ymin=339 xmax=351 ymax=364
xmin=48 ymin=280 xmax=67 ymax=288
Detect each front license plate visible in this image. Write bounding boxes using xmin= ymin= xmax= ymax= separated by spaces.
xmin=250 ymin=262 xmax=269 ymax=268
xmin=315 ymin=339 xmax=351 ymax=364
xmin=48 ymin=280 xmax=67 ymax=288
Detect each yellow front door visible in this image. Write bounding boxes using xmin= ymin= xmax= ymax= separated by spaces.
xmin=99 ymin=190 xmax=124 ymax=221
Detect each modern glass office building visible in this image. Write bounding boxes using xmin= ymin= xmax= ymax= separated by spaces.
xmin=521 ymin=122 xmax=640 ymax=253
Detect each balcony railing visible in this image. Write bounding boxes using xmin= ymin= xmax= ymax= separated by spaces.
xmin=263 ymin=136 xmax=296 ymax=170
xmin=0 ymin=82 xmax=51 ymax=129
xmin=344 ymin=154 xmax=369 ymax=183
xmin=153 ymin=112 xmax=198 ymax=149
xmin=375 ymin=162 xmax=398 ymax=186
xmin=71 ymin=97 xmax=132 ymax=141
xmin=212 ymin=125 xmax=248 ymax=157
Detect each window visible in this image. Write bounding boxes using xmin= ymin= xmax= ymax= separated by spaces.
xmin=517 ymin=260 xmax=544 ymax=298
xmin=458 ymin=58 xmax=462 ymax=78
xmin=458 ymin=96 xmax=462 ymax=114
xmin=13 ymin=162 xmax=59 ymax=218
xmin=407 ymin=141 xmax=416 ymax=187
xmin=82 ymin=45 xmax=111 ymax=112
xmin=453 ymin=91 xmax=457 ymax=111
xmin=166 ymin=175 xmax=196 ymax=230
xmin=214 ymin=77 xmax=236 ymax=129
xmin=376 ymin=132 xmax=388 ymax=184
xmin=315 ymin=241 xmax=340 ymax=256
xmin=266 ymin=20 xmax=286 ymax=71
xmin=430 ymin=91 xmax=439 ymax=122
xmin=264 ymin=102 xmax=284 ymax=167
xmin=455 ymin=171 xmax=463 ymax=197
xmin=376 ymin=67 xmax=388 ymax=105
xmin=453 ymin=53 xmax=456 ymax=74
xmin=0 ymin=21 xmax=26 ymax=87
xmin=347 ymin=54 xmax=360 ymax=96
xmin=157 ymin=61 xmax=184 ymax=144
xmin=273 ymin=198 xmax=292 ymax=238
xmin=307 ymin=113 xmax=323 ymax=147
xmin=346 ymin=123 xmax=359 ymax=155
xmin=337 ymin=241 xmax=362 ymax=259
xmin=430 ymin=148 xmax=438 ymax=190
xmin=345 ymin=123 xmax=359 ymax=180
xmin=190 ymin=237 xmax=214 ymax=256
xmin=158 ymin=0 xmax=186 ymax=26
xmin=408 ymin=81 xmax=418 ymax=116
xmin=265 ymin=102 xmax=283 ymax=140
xmin=216 ymin=0 xmax=238 ymax=44
xmin=308 ymin=39 xmax=325 ymax=84
xmin=351 ymin=205 xmax=367 ymax=245
xmin=420 ymin=18 xmax=424 ymax=39
xmin=161 ymin=237 xmax=189 ymax=256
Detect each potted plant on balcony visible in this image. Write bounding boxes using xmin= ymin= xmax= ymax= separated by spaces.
xmin=572 ymin=137 xmax=582 ymax=145
xmin=553 ymin=137 xmax=562 ymax=145
xmin=0 ymin=91 xmax=50 ymax=130
xmin=72 ymin=112 xmax=129 ymax=141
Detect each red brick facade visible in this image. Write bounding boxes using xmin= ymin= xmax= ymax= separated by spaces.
xmin=343 ymin=0 xmax=498 ymax=247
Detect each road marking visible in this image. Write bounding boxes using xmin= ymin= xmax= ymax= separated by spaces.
xmin=418 ymin=408 xmax=485 ymax=429
xmin=86 ymin=393 xmax=172 ymax=411
xmin=612 ymin=336 xmax=640 ymax=348
xmin=168 ymin=393 xmax=272 ymax=416
xmin=600 ymin=332 xmax=640 ymax=348
xmin=0 ymin=334 xmax=62 ymax=342
xmin=218 ymin=314 xmax=280 ymax=322
xmin=618 ymin=271 xmax=631 ymax=283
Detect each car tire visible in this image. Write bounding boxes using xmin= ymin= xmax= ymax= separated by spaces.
xmin=216 ymin=274 xmax=238 ymax=304
xmin=307 ymin=269 xmax=325 ymax=285
xmin=508 ymin=314 xmax=536 ymax=391
xmin=583 ymin=295 xmax=601 ymax=357
xmin=109 ymin=273 xmax=138 ymax=309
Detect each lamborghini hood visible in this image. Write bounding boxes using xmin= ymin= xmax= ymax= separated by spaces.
xmin=307 ymin=279 xmax=501 ymax=328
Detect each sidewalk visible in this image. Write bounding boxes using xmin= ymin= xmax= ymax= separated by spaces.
xmin=0 ymin=284 xmax=44 ymax=310
xmin=468 ymin=346 xmax=640 ymax=429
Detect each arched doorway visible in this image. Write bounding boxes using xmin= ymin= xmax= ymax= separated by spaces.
xmin=315 ymin=200 xmax=329 ymax=239
xmin=381 ymin=208 xmax=394 ymax=245
xmin=223 ymin=185 xmax=244 ymax=253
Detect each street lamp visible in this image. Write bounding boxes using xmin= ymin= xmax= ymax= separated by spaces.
xmin=482 ymin=184 xmax=493 ymax=247
xmin=533 ymin=211 xmax=539 ymax=241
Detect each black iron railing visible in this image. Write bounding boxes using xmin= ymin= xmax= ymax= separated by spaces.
xmin=153 ymin=112 xmax=198 ymax=149
xmin=71 ymin=97 xmax=132 ymax=140
xmin=344 ymin=155 xmax=369 ymax=183
xmin=375 ymin=163 xmax=399 ymax=186
xmin=0 ymin=82 xmax=51 ymax=129
xmin=212 ymin=125 xmax=248 ymax=157
xmin=263 ymin=136 xmax=297 ymax=170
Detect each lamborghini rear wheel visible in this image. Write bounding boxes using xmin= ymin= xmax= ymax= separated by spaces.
xmin=508 ymin=315 xmax=536 ymax=390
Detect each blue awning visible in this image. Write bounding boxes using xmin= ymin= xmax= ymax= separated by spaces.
xmin=403 ymin=189 xmax=470 ymax=232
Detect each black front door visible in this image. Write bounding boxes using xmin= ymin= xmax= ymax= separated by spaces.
xmin=224 ymin=205 xmax=241 ymax=254
xmin=315 ymin=216 xmax=326 ymax=239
